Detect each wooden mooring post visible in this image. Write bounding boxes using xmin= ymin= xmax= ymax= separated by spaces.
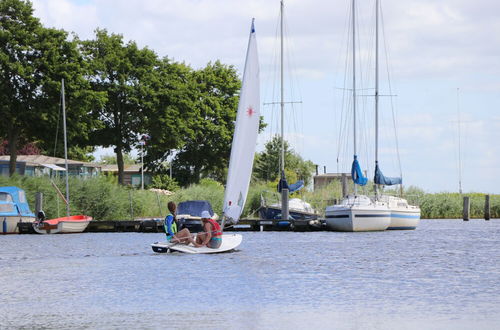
xmin=463 ymin=196 xmax=470 ymax=221
xmin=484 ymin=195 xmax=490 ymax=221
xmin=341 ymin=173 xmax=347 ymax=198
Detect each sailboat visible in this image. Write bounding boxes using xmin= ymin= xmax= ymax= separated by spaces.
xmin=151 ymin=19 xmax=260 ymax=253
xmin=257 ymin=0 xmax=317 ymax=222
xmin=371 ymin=0 xmax=420 ymax=230
xmin=33 ymin=79 xmax=93 ymax=234
xmin=325 ymin=0 xmax=390 ymax=232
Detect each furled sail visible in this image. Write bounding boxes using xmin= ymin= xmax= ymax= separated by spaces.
xmin=374 ymin=162 xmax=402 ymax=185
xmin=351 ymin=155 xmax=368 ymax=186
xmin=223 ymin=20 xmax=260 ymax=224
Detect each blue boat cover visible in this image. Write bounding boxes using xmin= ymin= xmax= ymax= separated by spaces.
xmin=351 ymin=155 xmax=368 ymax=186
xmin=0 ymin=186 xmax=35 ymax=217
xmin=374 ymin=162 xmax=402 ymax=186
xmin=177 ymin=200 xmax=214 ymax=217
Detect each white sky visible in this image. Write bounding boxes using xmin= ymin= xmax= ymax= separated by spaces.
xmin=31 ymin=0 xmax=500 ymax=193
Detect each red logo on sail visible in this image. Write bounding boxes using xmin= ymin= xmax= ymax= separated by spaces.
xmin=246 ymin=106 xmax=255 ymax=117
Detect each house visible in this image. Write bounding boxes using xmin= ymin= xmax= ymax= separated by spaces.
xmin=313 ymin=172 xmax=352 ymax=191
xmin=100 ymin=164 xmax=152 ymax=187
xmin=0 ymin=155 xmax=101 ymax=178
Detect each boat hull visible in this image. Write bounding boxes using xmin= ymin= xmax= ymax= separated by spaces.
xmin=33 ymin=215 xmax=92 ymax=234
xmin=258 ymin=206 xmax=318 ymax=221
xmin=387 ymin=211 xmax=421 ymax=230
xmin=1 ymin=216 xmax=36 ymax=234
xmin=152 ymin=233 xmax=242 ymax=254
xmin=325 ymin=208 xmax=391 ymax=232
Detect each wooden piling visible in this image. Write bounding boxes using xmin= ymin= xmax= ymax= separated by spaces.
xmin=484 ymin=195 xmax=490 ymax=221
xmin=281 ymin=188 xmax=289 ymax=220
xmin=463 ymin=196 xmax=470 ymax=221
xmin=341 ymin=173 xmax=347 ymax=198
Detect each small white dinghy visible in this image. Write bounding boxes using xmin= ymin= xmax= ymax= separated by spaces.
xmin=151 ymin=234 xmax=242 ymax=254
xmin=151 ymin=19 xmax=260 ymax=255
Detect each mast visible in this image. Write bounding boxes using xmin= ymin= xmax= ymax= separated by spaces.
xmin=61 ymin=79 xmax=70 ymax=218
xmin=279 ymin=0 xmax=289 ymax=220
xmin=374 ymin=0 xmax=379 ymax=199
xmin=280 ymin=0 xmax=285 ymax=175
xmin=352 ymin=0 xmax=357 ymax=195
xmin=457 ymin=88 xmax=462 ymax=194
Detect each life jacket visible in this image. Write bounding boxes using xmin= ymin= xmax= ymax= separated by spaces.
xmin=164 ymin=213 xmax=177 ymax=237
xmin=206 ymin=218 xmax=222 ymax=238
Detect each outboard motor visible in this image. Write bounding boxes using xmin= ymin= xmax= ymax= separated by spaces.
xmin=37 ymin=211 xmax=46 ymax=222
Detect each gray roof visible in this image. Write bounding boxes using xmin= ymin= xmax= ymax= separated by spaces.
xmin=0 ymin=155 xmax=100 ymax=168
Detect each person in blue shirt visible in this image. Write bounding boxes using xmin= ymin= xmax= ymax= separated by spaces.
xmin=165 ymin=201 xmax=195 ymax=244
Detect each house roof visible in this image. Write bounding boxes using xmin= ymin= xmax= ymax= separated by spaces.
xmin=100 ymin=164 xmax=146 ymax=173
xmin=0 ymin=155 xmax=100 ymax=167
xmin=314 ymin=173 xmax=352 ymax=178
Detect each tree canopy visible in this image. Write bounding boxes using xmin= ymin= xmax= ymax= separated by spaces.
xmin=254 ymin=135 xmax=315 ymax=187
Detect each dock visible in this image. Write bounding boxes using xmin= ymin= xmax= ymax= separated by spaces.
xmin=16 ymin=218 xmax=325 ymax=234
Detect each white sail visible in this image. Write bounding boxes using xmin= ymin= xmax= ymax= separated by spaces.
xmin=223 ymin=19 xmax=260 ymax=224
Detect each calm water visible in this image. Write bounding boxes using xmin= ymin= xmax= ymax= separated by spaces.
xmin=1 ymin=219 xmax=499 ymax=329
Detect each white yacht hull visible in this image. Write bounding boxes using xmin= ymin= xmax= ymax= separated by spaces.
xmin=325 ymin=208 xmax=390 ymax=231
xmin=325 ymin=195 xmax=391 ymax=232
xmin=1 ymin=216 xmax=36 ymax=234
xmin=388 ymin=210 xmax=421 ymax=230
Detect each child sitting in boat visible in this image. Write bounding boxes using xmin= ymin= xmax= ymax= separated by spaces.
xmin=165 ymin=201 xmax=196 ymax=245
xmin=194 ymin=211 xmax=223 ymax=249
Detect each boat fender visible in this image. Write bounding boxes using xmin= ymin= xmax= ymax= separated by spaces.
xmin=2 ymin=217 xmax=6 ymax=233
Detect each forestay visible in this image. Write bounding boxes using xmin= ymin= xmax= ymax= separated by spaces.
xmin=223 ymin=20 xmax=260 ymax=224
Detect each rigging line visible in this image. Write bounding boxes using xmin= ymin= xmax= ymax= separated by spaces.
xmin=337 ymin=1 xmax=352 ymax=165
xmin=380 ymin=3 xmax=402 ymax=177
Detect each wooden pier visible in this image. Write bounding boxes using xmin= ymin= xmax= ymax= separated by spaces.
xmin=83 ymin=218 xmax=325 ymax=233
xmin=15 ymin=218 xmax=324 ymax=234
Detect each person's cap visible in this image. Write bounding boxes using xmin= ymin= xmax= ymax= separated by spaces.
xmin=201 ymin=210 xmax=211 ymax=219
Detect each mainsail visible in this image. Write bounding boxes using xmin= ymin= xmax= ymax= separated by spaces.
xmin=223 ymin=19 xmax=260 ymax=224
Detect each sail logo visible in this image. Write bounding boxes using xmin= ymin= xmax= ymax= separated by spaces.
xmin=246 ymin=106 xmax=255 ymax=117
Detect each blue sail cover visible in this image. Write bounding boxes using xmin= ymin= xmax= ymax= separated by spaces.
xmin=351 ymin=155 xmax=368 ymax=186
xmin=288 ymin=180 xmax=304 ymax=193
xmin=374 ymin=162 xmax=402 ymax=186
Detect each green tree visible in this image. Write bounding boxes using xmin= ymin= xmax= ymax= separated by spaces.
xmin=98 ymin=153 xmax=136 ymax=165
xmin=171 ymin=61 xmax=241 ymax=186
xmin=81 ymin=29 xmax=158 ymax=184
xmin=143 ymin=58 xmax=196 ymax=174
xmin=0 ymin=0 xmax=104 ymax=172
xmin=254 ymin=135 xmax=315 ymax=186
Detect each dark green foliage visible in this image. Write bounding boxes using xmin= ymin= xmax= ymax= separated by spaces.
xmin=254 ymin=135 xmax=316 ymax=186
xmin=0 ymin=0 xmax=103 ymax=173
xmin=81 ymin=29 xmax=158 ymax=184
xmin=171 ymin=61 xmax=241 ymax=186
xmin=150 ymin=174 xmax=179 ymax=192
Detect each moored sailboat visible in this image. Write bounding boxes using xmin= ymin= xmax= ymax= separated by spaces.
xmin=326 ymin=0 xmax=419 ymax=232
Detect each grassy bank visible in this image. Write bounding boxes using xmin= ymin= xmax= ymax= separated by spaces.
xmin=0 ymin=176 xmax=498 ymax=220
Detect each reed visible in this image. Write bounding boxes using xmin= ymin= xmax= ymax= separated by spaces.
xmin=1 ymin=175 xmax=498 ymax=219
